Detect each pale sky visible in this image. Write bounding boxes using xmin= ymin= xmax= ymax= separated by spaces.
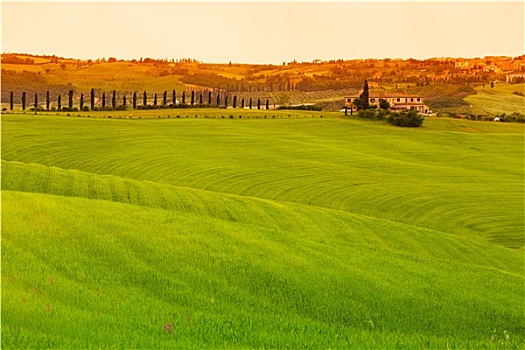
xmin=2 ymin=1 xmax=524 ymax=64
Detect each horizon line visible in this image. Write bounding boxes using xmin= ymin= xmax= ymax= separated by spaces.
xmin=3 ymin=51 xmax=525 ymax=65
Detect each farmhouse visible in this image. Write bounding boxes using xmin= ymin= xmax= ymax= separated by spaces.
xmin=344 ymin=92 xmax=431 ymax=114
xmin=506 ymin=73 xmax=525 ymax=83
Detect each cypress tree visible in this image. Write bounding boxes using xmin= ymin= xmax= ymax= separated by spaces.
xmin=216 ymin=93 xmax=220 ymax=106
xmin=143 ymin=91 xmax=147 ymax=106
xmin=361 ymin=79 xmax=370 ymax=109
xmin=57 ymin=95 xmax=61 ymax=110
xmin=91 ymin=88 xmax=95 ymax=110
xmin=112 ymin=90 xmax=116 ymax=109
xmin=22 ymin=92 xmax=26 ymax=110
xmin=46 ymin=91 xmax=50 ymax=110
xmin=182 ymin=91 xmax=186 ymax=104
xmin=249 ymin=98 xmax=252 ymax=109
xmin=154 ymin=93 xmax=157 ymax=106
xmin=163 ymin=91 xmax=167 ymax=106
xmin=80 ymin=93 xmax=84 ymax=110
xmin=233 ymin=95 xmax=237 ymax=108
xmin=191 ymin=91 xmax=195 ymax=105
xmin=172 ymin=90 xmax=176 ymax=105
xmin=241 ymin=98 xmax=245 ymax=109
xmin=68 ymin=90 xmax=73 ymax=108
xmin=199 ymin=93 xmax=203 ymax=105
xmin=133 ymin=92 xmax=137 ymax=109
xmin=10 ymin=91 xmax=13 ymax=110
xmin=257 ymin=98 xmax=261 ymax=110
xmin=208 ymin=91 xmax=212 ymax=105
xmin=102 ymin=93 xmax=106 ymax=108
xmin=123 ymin=95 xmax=127 ymax=107
xmin=266 ymin=99 xmax=269 ymax=110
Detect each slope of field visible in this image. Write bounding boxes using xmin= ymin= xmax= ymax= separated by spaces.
xmin=2 ymin=112 xmax=523 ymax=248
xmin=2 ymin=112 xmax=524 ymax=348
xmin=465 ymin=83 xmax=525 ymax=116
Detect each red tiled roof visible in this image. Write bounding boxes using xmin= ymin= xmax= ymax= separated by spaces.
xmin=345 ymin=92 xmax=422 ymax=98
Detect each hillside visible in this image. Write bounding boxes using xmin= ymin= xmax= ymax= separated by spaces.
xmin=2 ymin=112 xmax=524 ymax=348
xmin=3 ymin=53 xmax=524 ymax=113
xmin=465 ymin=83 xmax=525 ymax=115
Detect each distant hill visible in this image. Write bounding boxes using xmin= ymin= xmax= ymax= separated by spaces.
xmin=2 ymin=53 xmax=524 ymax=112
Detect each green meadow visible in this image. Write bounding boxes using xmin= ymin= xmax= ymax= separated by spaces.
xmin=2 ymin=110 xmax=524 ymax=348
xmin=465 ymin=83 xmax=525 ymax=116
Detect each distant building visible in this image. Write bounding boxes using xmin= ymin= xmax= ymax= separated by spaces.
xmin=344 ymin=92 xmax=431 ymax=114
xmin=506 ymin=73 xmax=525 ymax=83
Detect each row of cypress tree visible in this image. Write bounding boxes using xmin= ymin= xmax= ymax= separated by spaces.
xmin=7 ymin=89 xmax=272 ymax=111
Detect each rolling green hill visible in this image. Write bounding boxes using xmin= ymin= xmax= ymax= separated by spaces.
xmin=465 ymin=83 xmax=525 ymax=116
xmin=2 ymin=112 xmax=524 ymax=348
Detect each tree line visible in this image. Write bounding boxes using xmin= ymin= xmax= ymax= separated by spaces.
xmin=6 ymin=89 xmax=275 ymax=111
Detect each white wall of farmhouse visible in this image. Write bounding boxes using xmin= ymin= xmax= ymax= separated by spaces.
xmin=343 ymin=93 xmax=430 ymax=114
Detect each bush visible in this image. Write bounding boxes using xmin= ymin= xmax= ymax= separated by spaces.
xmin=162 ymin=103 xmax=191 ymax=109
xmin=357 ymin=109 xmax=378 ymax=120
xmin=82 ymin=106 xmax=90 ymax=111
xmin=277 ymin=104 xmax=323 ymax=111
xmin=376 ymin=109 xmax=390 ymax=120
xmin=137 ymin=105 xmax=157 ymax=110
xmin=387 ymin=111 xmax=425 ymax=127
xmin=379 ymin=99 xmax=390 ymax=110
xmin=497 ymin=112 xmax=525 ymax=123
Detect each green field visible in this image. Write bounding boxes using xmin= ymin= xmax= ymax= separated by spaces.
xmin=2 ymin=111 xmax=524 ymax=348
xmin=465 ymin=83 xmax=525 ymax=116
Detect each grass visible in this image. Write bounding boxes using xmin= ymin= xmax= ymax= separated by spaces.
xmin=2 ymin=61 xmax=187 ymax=93
xmin=2 ymin=107 xmax=325 ymax=120
xmin=2 ymin=111 xmax=524 ymax=348
xmin=46 ymin=62 xmax=187 ymax=93
xmin=2 ymin=111 xmax=523 ymax=247
xmin=465 ymin=83 xmax=525 ymax=116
